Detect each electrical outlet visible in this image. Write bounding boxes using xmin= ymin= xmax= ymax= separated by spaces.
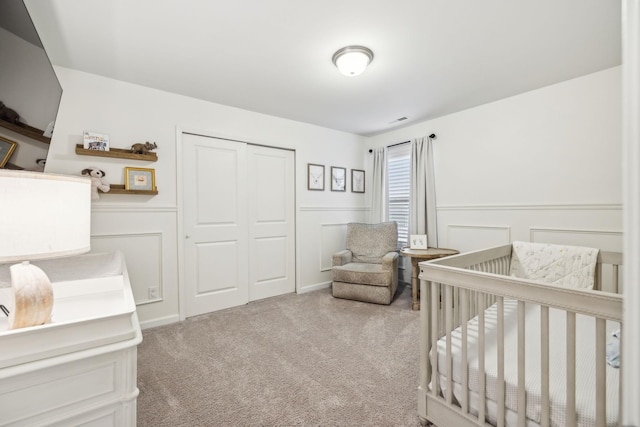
xmin=148 ymin=287 xmax=159 ymax=300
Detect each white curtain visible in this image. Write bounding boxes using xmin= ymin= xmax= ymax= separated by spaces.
xmin=410 ymin=136 xmax=438 ymax=247
xmin=370 ymin=147 xmax=387 ymax=223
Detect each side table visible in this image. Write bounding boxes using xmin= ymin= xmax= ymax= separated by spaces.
xmin=400 ymin=247 xmax=459 ymax=310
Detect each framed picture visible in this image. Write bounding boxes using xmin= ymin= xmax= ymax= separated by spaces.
xmin=83 ymin=130 xmax=110 ymax=151
xmin=125 ymin=167 xmax=156 ymax=191
xmin=307 ymin=163 xmax=324 ymax=191
xmin=0 ymin=136 xmax=17 ymax=168
xmin=409 ymin=234 xmax=428 ymax=250
xmin=351 ymin=169 xmax=365 ymax=193
xmin=331 ymin=166 xmax=346 ymax=192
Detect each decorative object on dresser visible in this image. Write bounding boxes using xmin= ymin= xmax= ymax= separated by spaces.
xmin=0 ymin=136 xmax=18 ymax=168
xmin=131 ymin=141 xmax=157 ymax=154
xmin=307 ymin=163 xmax=324 ymax=190
xmin=81 ymin=166 xmax=110 ymax=200
xmin=331 ymin=166 xmax=346 ymax=191
xmin=351 ymin=169 xmax=365 ymax=193
xmin=0 ymin=170 xmax=91 ymax=329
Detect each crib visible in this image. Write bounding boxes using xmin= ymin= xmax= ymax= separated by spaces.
xmin=417 ymin=243 xmax=623 ymax=427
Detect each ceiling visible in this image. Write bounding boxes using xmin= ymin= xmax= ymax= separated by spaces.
xmin=24 ymin=0 xmax=621 ymax=136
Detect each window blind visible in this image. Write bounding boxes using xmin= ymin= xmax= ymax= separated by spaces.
xmin=387 ymin=142 xmax=411 ymax=248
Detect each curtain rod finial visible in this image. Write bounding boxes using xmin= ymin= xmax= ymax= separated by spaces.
xmin=368 ymin=149 xmax=373 ymax=153
xmin=429 ymin=133 xmax=436 ymax=139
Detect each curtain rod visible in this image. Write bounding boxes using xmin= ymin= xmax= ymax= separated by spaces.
xmin=368 ymin=133 xmax=436 ymax=153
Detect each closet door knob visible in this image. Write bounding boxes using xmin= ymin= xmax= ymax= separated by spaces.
xmin=185 ymin=235 xmax=190 ymax=239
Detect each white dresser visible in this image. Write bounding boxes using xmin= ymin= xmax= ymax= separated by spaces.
xmin=0 ymin=252 xmax=142 ymax=426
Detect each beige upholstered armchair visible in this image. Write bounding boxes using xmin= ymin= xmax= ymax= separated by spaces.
xmin=331 ymin=222 xmax=399 ymax=305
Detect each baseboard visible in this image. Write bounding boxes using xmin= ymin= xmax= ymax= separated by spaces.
xmin=139 ymin=314 xmax=180 ymax=330
xmin=298 ymin=281 xmax=331 ymax=294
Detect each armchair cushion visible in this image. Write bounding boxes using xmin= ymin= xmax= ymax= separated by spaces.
xmin=332 ymin=261 xmax=393 ymax=286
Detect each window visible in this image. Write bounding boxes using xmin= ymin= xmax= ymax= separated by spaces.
xmin=387 ymin=143 xmax=411 ymax=249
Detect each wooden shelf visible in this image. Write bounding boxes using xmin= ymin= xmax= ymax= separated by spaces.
xmin=0 ymin=119 xmax=51 ymax=144
xmin=75 ymin=144 xmax=157 ymax=162
xmin=99 ymin=184 xmax=158 ymax=195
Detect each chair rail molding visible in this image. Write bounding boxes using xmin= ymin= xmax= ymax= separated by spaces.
xmin=299 ymin=205 xmax=370 ymax=212
xmin=437 ymin=202 xmax=622 ymax=211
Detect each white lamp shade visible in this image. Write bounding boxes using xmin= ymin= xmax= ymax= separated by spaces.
xmin=0 ymin=170 xmax=91 ymax=263
xmin=332 ymin=46 xmax=374 ymax=77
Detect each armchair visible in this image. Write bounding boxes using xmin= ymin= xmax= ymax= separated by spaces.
xmin=331 ymin=222 xmax=399 ymax=305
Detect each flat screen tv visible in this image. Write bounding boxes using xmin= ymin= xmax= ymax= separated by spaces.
xmin=0 ymin=0 xmax=62 ymax=172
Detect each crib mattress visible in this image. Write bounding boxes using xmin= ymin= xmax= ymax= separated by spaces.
xmin=436 ymin=300 xmax=619 ymax=427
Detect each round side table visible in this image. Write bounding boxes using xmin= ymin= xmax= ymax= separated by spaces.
xmin=399 ymin=247 xmax=459 ymax=310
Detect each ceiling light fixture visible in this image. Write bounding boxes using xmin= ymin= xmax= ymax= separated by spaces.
xmin=332 ymin=46 xmax=374 ymax=77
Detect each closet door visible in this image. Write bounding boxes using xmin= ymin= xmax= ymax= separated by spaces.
xmin=247 ymin=145 xmax=295 ymax=301
xmin=182 ymin=133 xmax=249 ymax=317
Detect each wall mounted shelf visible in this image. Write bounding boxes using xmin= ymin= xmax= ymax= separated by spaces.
xmin=75 ymin=144 xmax=157 ymax=162
xmin=0 ymin=119 xmax=50 ymax=144
xmin=100 ymin=184 xmax=158 ymax=196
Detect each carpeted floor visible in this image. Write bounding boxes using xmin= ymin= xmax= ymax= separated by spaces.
xmin=137 ymin=283 xmax=423 ymax=426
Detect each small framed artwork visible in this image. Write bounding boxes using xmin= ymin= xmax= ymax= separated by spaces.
xmin=331 ymin=166 xmax=346 ymax=192
xmin=351 ymin=169 xmax=365 ymax=193
xmin=125 ymin=167 xmax=156 ymax=191
xmin=409 ymin=234 xmax=428 ymax=250
xmin=83 ymin=130 xmax=110 ymax=151
xmin=0 ymin=136 xmax=17 ymax=168
xmin=307 ymin=163 xmax=324 ymax=191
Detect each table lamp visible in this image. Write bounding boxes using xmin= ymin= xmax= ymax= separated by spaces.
xmin=0 ymin=170 xmax=91 ymax=329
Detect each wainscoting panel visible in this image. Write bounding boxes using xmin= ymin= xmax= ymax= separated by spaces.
xmin=447 ymin=224 xmax=512 ymax=253
xmin=91 ymin=232 xmax=163 ymax=305
xmin=530 ymin=227 xmax=623 ymax=252
xmin=320 ymin=223 xmax=348 ymax=272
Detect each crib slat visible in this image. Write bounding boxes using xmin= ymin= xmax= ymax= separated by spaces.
xmin=595 ymin=318 xmax=606 ymax=427
xmin=497 ymin=297 xmax=505 ymax=427
xmin=445 ymin=284 xmax=453 ymax=404
xmin=431 ymin=283 xmax=440 ymax=397
xmin=566 ymin=311 xmax=577 ymax=427
xmin=478 ymin=293 xmax=486 ymax=424
xmin=518 ymin=301 xmax=526 ymax=427
xmin=461 ymin=288 xmax=469 ymax=414
xmin=612 ymin=264 xmax=619 ymax=294
xmin=541 ymin=306 xmax=550 ymax=427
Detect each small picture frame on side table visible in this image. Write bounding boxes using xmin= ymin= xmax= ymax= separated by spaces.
xmin=409 ymin=234 xmax=428 ymax=250
xmin=0 ymin=136 xmax=17 ymax=168
xmin=351 ymin=169 xmax=365 ymax=193
xmin=307 ymin=163 xmax=324 ymax=191
xmin=125 ymin=167 xmax=156 ymax=191
xmin=331 ymin=166 xmax=346 ymax=192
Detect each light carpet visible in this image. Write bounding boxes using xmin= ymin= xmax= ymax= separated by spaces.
xmin=137 ymin=284 xmax=422 ymax=426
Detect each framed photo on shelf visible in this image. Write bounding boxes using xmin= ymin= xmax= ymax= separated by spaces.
xmin=0 ymin=136 xmax=17 ymax=168
xmin=307 ymin=163 xmax=324 ymax=191
xmin=351 ymin=169 xmax=365 ymax=193
xmin=409 ymin=234 xmax=428 ymax=250
xmin=331 ymin=166 xmax=346 ymax=192
xmin=125 ymin=167 xmax=156 ymax=191
xmin=83 ymin=131 xmax=110 ymax=151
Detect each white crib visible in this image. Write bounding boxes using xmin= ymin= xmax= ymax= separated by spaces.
xmin=418 ymin=244 xmax=623 ymax=427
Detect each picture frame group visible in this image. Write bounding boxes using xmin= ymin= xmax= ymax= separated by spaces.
xmin=307 ymin=163 xmax=365 ymax=193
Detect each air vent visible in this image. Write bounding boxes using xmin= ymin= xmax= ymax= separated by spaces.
xmin=388 ymin=116 xmax=409 ymax=124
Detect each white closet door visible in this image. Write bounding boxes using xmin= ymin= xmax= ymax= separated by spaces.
xmin=247 ymin=145 xmax=295 ymax=301
xmin=182 ymin=133 xmax=249 ymax=317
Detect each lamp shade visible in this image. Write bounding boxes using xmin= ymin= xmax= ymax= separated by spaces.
xmin=0 ymin=170 xmax=91 ymax=263
xmin=332 ymin=46 xmax=374 ymax=77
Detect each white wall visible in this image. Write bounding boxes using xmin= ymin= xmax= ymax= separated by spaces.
xmin=46 ymin=66 xmax=369 ymax=328
xmin=368 ymin=67 xmax=622 ymax=253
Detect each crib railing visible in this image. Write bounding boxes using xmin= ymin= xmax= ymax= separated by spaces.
xmin=417 ymin=245 xmax=623 ymax=427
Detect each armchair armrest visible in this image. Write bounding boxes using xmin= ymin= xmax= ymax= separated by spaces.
xmin=332 ymin=250 xmax=353 ymax=267
xmin=381 ymin=251 xmax=398 ymax=270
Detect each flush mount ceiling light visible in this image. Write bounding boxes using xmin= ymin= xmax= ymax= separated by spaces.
xmin=332 ymin=46 xmax=374 ymax=77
